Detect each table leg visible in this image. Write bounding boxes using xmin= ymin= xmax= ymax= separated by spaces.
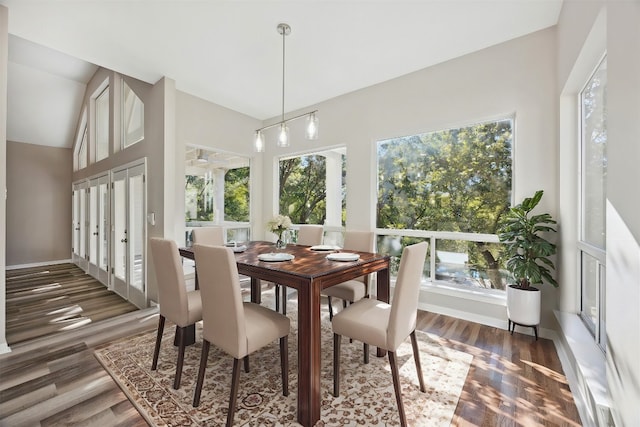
xmin=376 ymin=266 xmax=390 ymax=357
xmin=250 ymin=277 xmax=261 ymax=304
xmin=296 ymin=281 xmax=322 ymax=427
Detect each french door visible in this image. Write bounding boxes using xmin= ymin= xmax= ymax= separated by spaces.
xmin=88 ymin=175 xmax=109 ymax=285
xmin=72 ymin=181 xmax=88 ymax=271
xmin=112 ymin=163 xmax=147 ymax=308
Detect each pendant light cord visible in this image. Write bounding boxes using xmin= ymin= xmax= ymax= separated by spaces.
xmin=281 ymin=24 xmax=286 ymax=124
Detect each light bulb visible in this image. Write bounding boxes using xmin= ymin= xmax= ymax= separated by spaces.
xmin=277 ymin=123 xmax=290 ymax=147
xmin=254 ymin=131 xmax=265 ymax=152
xmin=306 ymin=113 xmax=319 ymax=140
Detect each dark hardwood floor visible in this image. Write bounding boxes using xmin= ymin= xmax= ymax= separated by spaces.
xmin=1 ymin=265 xmax=582 ymax=426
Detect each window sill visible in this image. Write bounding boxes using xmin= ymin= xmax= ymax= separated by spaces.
xmin=554 ymin=310 xmax=610 ymax=425
xmin=420 ymin=281 xmax=507 ymax=306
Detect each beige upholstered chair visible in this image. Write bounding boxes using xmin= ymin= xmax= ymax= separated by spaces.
xmin=322 ymin=231 xmax=375 ymax=319
xmin=149 ymin=238 xmax=203 ymax=390
xmin=332 ymin=241 xmax=428 ymax=427
xmin=275 ymin=224 xmax=324 ymax=314
xmin=191 ymin=226 xmax=224 ymax=246
xmin=192 ymin=244 xmax=290 ymax=426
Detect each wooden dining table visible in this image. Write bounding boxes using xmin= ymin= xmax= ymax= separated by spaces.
xmin=179 ymin=240 xmax=390 ymax=427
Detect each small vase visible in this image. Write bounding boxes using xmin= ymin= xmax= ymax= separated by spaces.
xmin=275 ymin=238 xmax=287 ymax=249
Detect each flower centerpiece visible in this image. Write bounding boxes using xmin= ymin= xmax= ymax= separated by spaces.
xmin=267 ymin=215 xmax=292 ymax=249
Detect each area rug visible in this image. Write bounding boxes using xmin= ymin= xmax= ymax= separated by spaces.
xmin=94 ymin=299 xmax=472 ymax=426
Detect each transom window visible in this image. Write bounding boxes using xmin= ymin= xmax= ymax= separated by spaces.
xmin=376 ymin=118 xmax=513 ymax=290
xmin=94 ymin=85 xmax=109 ymax=163
xmin=122 ymin=80 xmax=144 ymax=148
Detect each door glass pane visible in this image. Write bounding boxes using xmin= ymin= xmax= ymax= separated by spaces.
xmin=73 ymin=189 xmax=80 ymax=256
xmin=129 ymin=174 xmax=145 ymax=292
xmin=99 ymin=183 xmax=109 ymax=271
xmin=114 ymin=178 xmax=126 ymax=282
xmin=79 ymin=189 xmax=86 ymax=259
xmin=89 ymin=185 xmax=98 ymax=264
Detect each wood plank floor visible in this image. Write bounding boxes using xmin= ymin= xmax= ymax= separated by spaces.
xmin=5 ymin=263 xmax=138 ymax=345
xmin=1 ymin=266 xmax=582 ymax=426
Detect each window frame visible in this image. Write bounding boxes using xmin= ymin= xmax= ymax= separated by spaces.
xmin=121 ymin=79 xmax=145 ymax=149
xmin=578 ymin=54 xmax=607 ymax=351
xmin=94 ymin=84 xmax=110 ymax=163
xmin=275 ymin=147 xmax=346 ymax=229
xmin=374 ymin=116 xmax=514 ymax=294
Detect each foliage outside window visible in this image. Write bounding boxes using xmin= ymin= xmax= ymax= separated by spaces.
xmin=224 ymin=167 xmax=250 ymax=222
xmin=579 ymin=55 xmax=607 ymax=348
xmin=95 ymin=86 xmax=109 ymax=162
xmin=377 ymin=118 xmax=513 ymax=290
xmin=278 ymin=150 xmax=346 ymax=226
xmin=185 ymin=166 xmax=250 ymax=222
xmin=122 ymin=81 xmax=144 ymax=148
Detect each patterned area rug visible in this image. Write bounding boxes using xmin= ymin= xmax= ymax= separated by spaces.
xmin=95 ymin=298 xmax=472 ymax=426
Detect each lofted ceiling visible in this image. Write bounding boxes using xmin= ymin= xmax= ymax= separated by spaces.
xmin=1 ymin=0 xmax=563 ymax=149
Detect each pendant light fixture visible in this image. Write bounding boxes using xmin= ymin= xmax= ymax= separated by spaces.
xmin=254 ymin=23 xmax=319 ymax=152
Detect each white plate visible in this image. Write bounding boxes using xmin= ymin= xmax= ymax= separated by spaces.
xmin=326 ymin=252 xmax=360 ymax=262
xmin=258 ymin=252 xmax=295 ymax=262
xmin=310 ymin=245 xmax=340 ymax=251
xmin=231 ymin=245 xmax=247 ymax=253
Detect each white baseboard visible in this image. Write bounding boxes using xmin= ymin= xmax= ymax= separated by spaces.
xmin=0 ymin=341 xmax=11 ymax=355
xmin=6 ymin=259 xmax=73 ymax=270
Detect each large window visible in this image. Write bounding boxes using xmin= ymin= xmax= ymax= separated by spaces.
xmin=185 ymin=147 xmax=250 ymax=243
xmin=278 ymin=148 xmax=346 ymax=226
xmin=579 ymin=56 xmax=607 ymax=349
xmin=376 ymin=118 xmax=513 ymax=290
xmin=95 ymin=86 xmax=109 ymax=162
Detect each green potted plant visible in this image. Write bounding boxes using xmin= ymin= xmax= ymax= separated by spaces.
xmin=498 ymin=190 xmax=558 ymax=339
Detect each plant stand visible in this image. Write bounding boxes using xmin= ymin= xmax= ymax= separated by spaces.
xmin=508 ymin=319 xmax=538 ymax=340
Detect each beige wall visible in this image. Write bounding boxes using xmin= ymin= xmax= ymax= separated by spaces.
xmin=1 ymin=5 xmax=9 ymax=353
xmin=6 ymin=141 xmax=72 ymax=265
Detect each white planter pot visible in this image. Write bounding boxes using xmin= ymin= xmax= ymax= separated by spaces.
xmin=506 ymin=285 xmax=541 ymax=326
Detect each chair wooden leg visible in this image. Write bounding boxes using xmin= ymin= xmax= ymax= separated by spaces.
xmin=364 ymin=343 xmax=370 ymax=364
xmin=333 ymin=333 xmax=341 ymax=397
xmin=328 ymin=296 xmax=334 ymax=320
xmin=388 ymin=351 xmax=407 ymax=427
xmin=193 ymin=340 xmax=210 ymax=407
xmin=227 ymin=358 xmax=242 ymax=427
xmin=151 ymin=315 xmax=165 ymax=370
xmin=280 ymin=336 xmax=289 ymax=396
xmin=410 ymin=331 xmax=426 ymax=392
xmin=174 ymin=326 xmax=187 ymax=389
xmin=244 ymin=355 xmax=250 ymax=373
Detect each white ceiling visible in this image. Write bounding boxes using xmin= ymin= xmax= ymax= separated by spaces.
xmin=2 ymin=0 xmax=563 ymax=148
